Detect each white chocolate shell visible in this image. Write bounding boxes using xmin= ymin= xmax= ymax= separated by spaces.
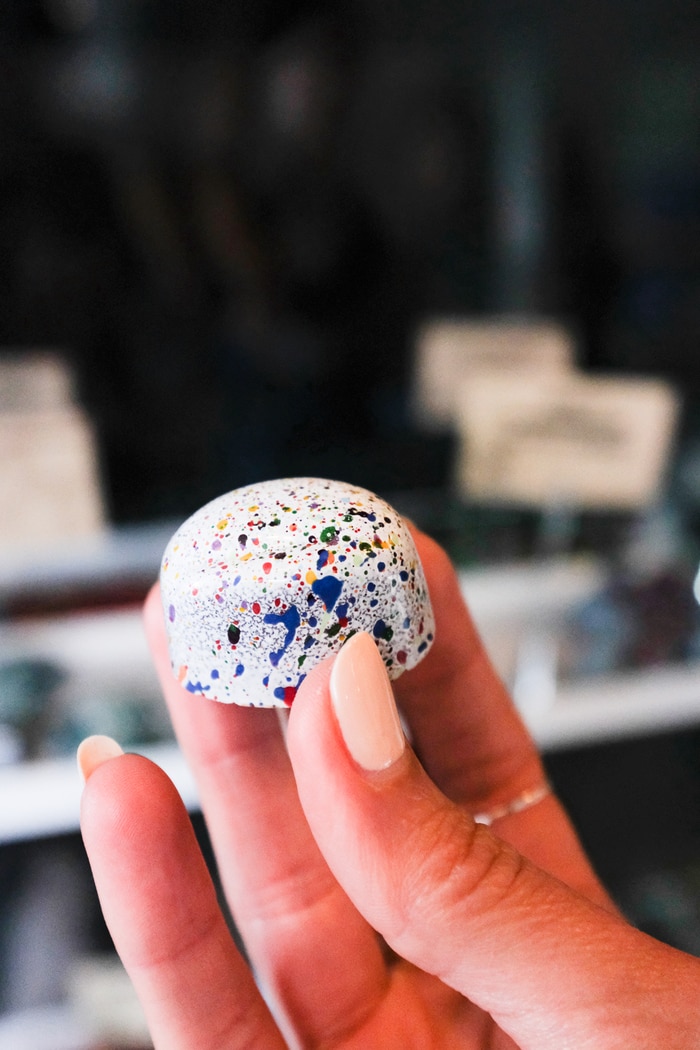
xmin=160 ymin=477 xmax=435 ymax=707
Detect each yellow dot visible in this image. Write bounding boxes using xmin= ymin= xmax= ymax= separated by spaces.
xmin=305 ymin=570 xmax=317 ymax=584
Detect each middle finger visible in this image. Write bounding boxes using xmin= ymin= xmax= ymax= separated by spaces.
xmin=144 ymin=586 xmax=389 ymax=1047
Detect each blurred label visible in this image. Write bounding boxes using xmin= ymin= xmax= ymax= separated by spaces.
xmin=412 ymin=317 xmax=574 ymax=429
xmin=0 ymin=352 xmax=104 ymax=548
xmin=0 ymin=351 xmax=75 ymax=413
xmin=0 ymin=379 xmax=105 ymax=562
xmin=454 ymin=374 xmax=679 ymax=510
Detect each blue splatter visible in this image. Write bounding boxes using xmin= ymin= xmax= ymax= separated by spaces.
xmin=373 ymin=619 xmax=387 ymax=639
xmin=264 ymin=605 xmax=301 ymax=665
xmin=168 ymin=604 xmax=176 ymax=622
xmin=211 ymin=669 xmax=220 ymax=679
xmin=311 ymin=575 xmax=343 ymax=611
xmin=373 ymin=620 xmax=394 ymax=641
xmin=273 ymin=672 xmax=307 ymax=706
xmin=185 ymin=680 xmax=210 ymax=693
xmin=316 ymin=548 xmax=330 ymax=571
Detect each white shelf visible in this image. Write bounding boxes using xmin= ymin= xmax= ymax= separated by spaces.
xmin=0 ymin=741 xmax=198 ymax=845
xmin=2 ymin=659 xmax=700 ymax=844
xmin=1 ymin=557 xmax=699 ymax=843
xmin=0 ymin=519 xmax=176 ymax=602
xmin=530 ymin=662 xmax=700 ymax=751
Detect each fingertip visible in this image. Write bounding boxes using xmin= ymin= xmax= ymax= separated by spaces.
xmin=77 ymin=734 xmax=124 ymax=785
xmin=329 ymin=632 xmax=406 ymax=772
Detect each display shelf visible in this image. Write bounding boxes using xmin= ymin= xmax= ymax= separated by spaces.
xmin=0 ymin=741 xmax=198 ymax=844
xmin=530 ymin=662 xmax=700 ymax=751
xmin=0 ymin=519 xmax=176 ymax=603
xmin=2 ymin=661 xmax=700 ymax=844
xmin=1 ymin=553 xmax=699 ymax=842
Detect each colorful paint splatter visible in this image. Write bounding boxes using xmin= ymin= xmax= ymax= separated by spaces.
xmin=160 ymin=477 xmax=435 ymax=707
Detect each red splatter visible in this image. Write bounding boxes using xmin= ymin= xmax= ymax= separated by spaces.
xmin=263 ymin=562 xmax=272 ymax=574
xmin=397 ymin=650 xmax=408 ymax=665
xmin=252 ymin=602 xmax=261 ymax=614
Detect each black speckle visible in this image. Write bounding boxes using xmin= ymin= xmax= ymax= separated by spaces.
xmin=227 ymin=624 xmax=241 ymax=645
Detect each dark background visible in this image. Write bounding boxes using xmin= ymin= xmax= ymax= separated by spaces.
xmin=1 ymin=0 xmax=699 ymax=524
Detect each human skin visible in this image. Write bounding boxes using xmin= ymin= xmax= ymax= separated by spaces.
xmin=79 ymin=528 xmax=700 ymax=1049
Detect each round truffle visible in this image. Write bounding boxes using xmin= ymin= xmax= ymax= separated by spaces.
xmin=160 ymin=477 xmax=435 ymax=707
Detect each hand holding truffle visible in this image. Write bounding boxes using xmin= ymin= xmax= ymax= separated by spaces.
xmin=79 ymin=507 xmax=700 ymax=1048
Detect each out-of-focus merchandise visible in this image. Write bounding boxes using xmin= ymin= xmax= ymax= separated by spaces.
xmin=0 ymin=953 xmax=152 ymax=1048
xmin=0 ymin=609 xmax=167 ymax=765
xmin=0 ymin=351 xmax=104 ymax=552
xmin=566 ymin=505 xmax=700 ymax=679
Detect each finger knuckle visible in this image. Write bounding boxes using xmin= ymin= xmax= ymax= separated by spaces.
xmin=388 ymin=802 xmax=526 ymax=965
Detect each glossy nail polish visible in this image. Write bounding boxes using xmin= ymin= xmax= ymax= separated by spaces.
xmin=77 ymin=735 xmax=124 ymax=784
xmin=330 ymin=632 xmax=405 ymax=771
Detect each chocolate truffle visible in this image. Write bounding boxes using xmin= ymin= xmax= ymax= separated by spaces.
xmin=160 ymin=477 xmax=435 ymax=707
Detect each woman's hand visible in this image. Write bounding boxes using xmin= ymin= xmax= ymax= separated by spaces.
xmin=79 ymin=529 xmax=700 ymax=1048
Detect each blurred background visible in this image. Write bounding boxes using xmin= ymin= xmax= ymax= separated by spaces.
xmin=1 ymin=0 xmax=700 ymax=1045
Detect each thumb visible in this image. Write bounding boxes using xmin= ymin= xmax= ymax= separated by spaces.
xmin=287 ymin=632 xmax=700 ymax=1050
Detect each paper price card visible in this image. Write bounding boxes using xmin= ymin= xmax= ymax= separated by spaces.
xmin=412 ymin=317 xmax=574 ymax=430
xmin=454 ymin=374 xmax=679 ymax=511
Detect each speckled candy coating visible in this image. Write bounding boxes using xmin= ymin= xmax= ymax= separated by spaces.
xmin=160 ymin=477 xmax=435 ymax=707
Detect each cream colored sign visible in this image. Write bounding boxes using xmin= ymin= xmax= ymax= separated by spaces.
xmin=0 ymin=352 xmax=104 ymax=548
xmin=0 ymin=409 xmax=104 ymax=548
xmin=454 ymin=374 xmax=679 ymax=510
xmin=413 ymin=317 xmax=574 ymax=429
xmin=0 ymin=350 xmax=75 ymax=412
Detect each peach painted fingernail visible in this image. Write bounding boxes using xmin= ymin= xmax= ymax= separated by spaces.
xmin=77 ymin=735 xmax=124 ymax=784
xmin=330 ymin=632 xmax=405 ymax=771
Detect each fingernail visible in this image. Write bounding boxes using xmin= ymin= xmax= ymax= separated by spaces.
xmin=77 ymin=735 xmax=124 ymax=784
xmin=330 ymin=632 xmax=405 ymax=771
